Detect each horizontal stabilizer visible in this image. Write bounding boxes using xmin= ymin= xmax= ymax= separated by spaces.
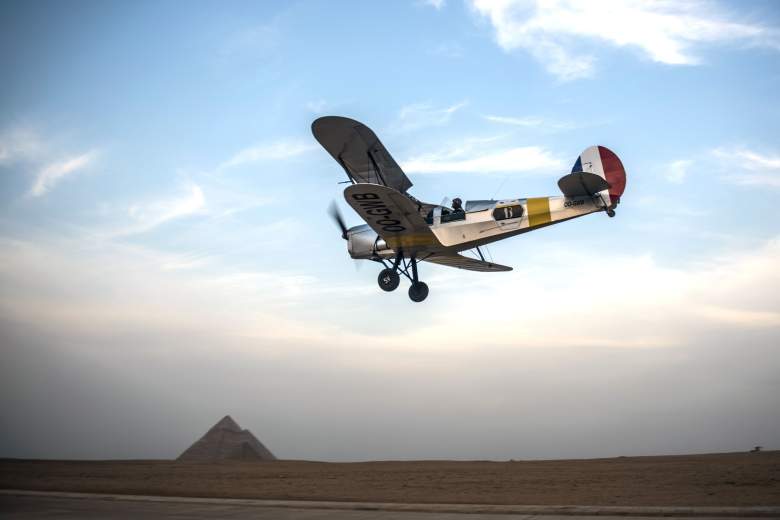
xmin=557 ymin=171 xmax=610 ymax=198
xmin=423 ymin=253 xmax=512 ymax=272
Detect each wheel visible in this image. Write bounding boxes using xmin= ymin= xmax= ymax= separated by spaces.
xmin=377 ymin=268 xmax=400 ymax=292
xmin=408 ymin=281 xmax=429 ymax=302
xmin=607 ymin=209 xmax=616 ymax=218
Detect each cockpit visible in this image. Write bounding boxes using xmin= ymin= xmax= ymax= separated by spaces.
xmin=425 ymin=199 xmax=497 ymax=225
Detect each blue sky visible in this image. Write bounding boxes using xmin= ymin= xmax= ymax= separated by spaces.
xmin=1 ymin=0 xmax=779 ymax=460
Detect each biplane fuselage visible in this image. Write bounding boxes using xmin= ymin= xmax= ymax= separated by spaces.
xmin=345 ymin=191 xmax=606 ymax=260
xmin=312 ymin=116 xmax=627 ymax=301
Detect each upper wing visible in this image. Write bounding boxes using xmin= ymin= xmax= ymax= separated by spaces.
xmin=344 ymin=183 xmax=440 ymax=252
xmin=312 ymin=116 xmax=413 ymax=193
xmin=422 ymin=253 xmax=512 ymax=272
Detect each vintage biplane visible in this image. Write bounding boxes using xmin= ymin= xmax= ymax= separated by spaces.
xmin=312 ymin=116 xmax=626 ymax=302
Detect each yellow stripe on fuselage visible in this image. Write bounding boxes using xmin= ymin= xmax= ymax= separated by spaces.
xmin=527 ymin=197 xmax=551 ymax=227
xmin=386 ymin=233 xmax=439 ymax=249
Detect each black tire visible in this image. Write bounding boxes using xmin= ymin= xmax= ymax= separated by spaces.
xmin=377 ymin=268 xmax=400 ymax=292
xmin=408 ymin=281 xmax=429 ymax=302
xmin=607 ymin=209 xmax=616 ymax=218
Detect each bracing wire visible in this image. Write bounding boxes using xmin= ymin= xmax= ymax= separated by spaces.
xmin=491 ymin=176 xmax=509 ymax=200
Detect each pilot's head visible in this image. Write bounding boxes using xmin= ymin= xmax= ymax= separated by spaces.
xmin=452 ymin=197 xmax=463 ymax=209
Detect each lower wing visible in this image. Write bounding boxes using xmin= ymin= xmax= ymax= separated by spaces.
xmin=422 ymin=253 xmax=512 ymax=272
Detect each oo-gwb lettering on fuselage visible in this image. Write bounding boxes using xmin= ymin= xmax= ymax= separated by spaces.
xmin=352 ymin=193 xmax=406 ymax=232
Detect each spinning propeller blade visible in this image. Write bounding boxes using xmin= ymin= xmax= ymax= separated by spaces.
xmin=328 ymin=202 xmax=348 ymax=240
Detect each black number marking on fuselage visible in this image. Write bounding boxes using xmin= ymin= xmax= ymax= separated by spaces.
xmin=492 ymin=204 xmax=524 ymax=221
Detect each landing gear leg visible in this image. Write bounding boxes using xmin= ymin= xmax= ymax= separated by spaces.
xmin=599 ymin=193 xmax=616 ymax=218
xmin=408 ymin=257 xmax=429 ymax=303
xmin=376 ymin=252 xmax=429 ymax=301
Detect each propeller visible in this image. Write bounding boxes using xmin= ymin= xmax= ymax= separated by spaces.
xmin=328 ymin=202 xmax=348 ymax=240
xmin=328 ymin=202 xmax=361 ymax=271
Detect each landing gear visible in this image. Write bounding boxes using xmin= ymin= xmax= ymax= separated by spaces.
xmin=408 ymin=282 xmax=429 ymax=302
xmin=407 ymin=254 xmax=428 ymax=302
xmin=375 ymin=251 xmax=429 ymax=302
xmin=599 ymin=193 xmax=616 ymax=218
xmin=377 ymin=268 xmax=400 ymax=292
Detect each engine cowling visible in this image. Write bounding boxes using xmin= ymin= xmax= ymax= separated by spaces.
xmin=347 ymin=224 xmax=393 ymax=259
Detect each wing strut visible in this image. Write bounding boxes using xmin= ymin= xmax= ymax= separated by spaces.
xmin=366 ymin=149 xmax=388 ymax=187
xmin=336 ymin=154 xmax=355 ymax=184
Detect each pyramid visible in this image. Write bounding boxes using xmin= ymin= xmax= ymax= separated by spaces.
xmin=177 ymin=415 xmax=276 ymax=461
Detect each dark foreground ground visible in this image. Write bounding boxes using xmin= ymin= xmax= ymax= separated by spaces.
xmin=3 ymin=494 xmax=775 ymax=520
xmin=1 ymin=452 xmax=778 ymax=506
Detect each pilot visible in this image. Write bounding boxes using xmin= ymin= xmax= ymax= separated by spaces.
xmin=452 ymin=197 xmax=464 ymax=212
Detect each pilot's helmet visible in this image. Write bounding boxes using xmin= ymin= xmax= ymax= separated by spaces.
xmin=452 ymin=197 xmax=463 ymax=209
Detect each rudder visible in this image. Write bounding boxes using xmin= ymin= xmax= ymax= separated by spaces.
xmin=571 ymin=145 xmax=626 ymax=208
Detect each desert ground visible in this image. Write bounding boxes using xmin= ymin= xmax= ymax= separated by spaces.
xmin=1 ymin=452 xmax=778 ymax=506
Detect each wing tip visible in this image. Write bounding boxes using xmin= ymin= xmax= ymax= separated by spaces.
xmin=312 ymin=115 xmax=363 ymax=131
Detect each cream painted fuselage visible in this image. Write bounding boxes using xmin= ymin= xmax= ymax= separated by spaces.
xmin=348 ymin=193 xmax=607 ymax=260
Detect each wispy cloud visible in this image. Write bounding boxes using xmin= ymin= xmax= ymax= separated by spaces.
xmin=30 ymin=151 xmax=98 ymax=197
xmin=722 ymin=148 xmax=780 ymax=170
xmin=159 ymin=252 xmax=213 ymax=271
xmin=713 ymin=147 xmax=780 ymax=187
xmin=469 ymin=0 xmax=780 ymax=81
xmin=635 ymin=194 xmax=709 ymax=218
xmin=429 ymin=41 xmax=463 ymax=58
xmin=666 ymin=159 xmax=693 ymax=184
xmin=0 ymin=128 xmax=42 ymax=164
xmin=693 ymin=305 xmax=780 ymax=327
xmin=393 ymin=101 xmax=468 ymax=132
xmin=5 ymin=230 xmax=778 ymax=356
xmin=406 ymin=236 xmax=780 ymax=350
xmin=402 ymin=143 xmax=563 ymax=174
xmin=422 ymin=0 xmax=446 ymax=10
xmin=483 ymin=114 xmax=577 ymax=131
xmin=219 ymin=21 xmax=281 ymax=63
xmin=484 ymin=115 xmax=547 ymax=127
xmin=306 ymin=99 xmax=329 ymax=114
xmin=0 ymin=126 xmax=101 ymax=199
xmin=218 ymin=140 xmax=316 ymax=170
xmin=108 ymin=183 xmax=206 ymax=237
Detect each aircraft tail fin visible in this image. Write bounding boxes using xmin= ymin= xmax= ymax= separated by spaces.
xmin=563 ymin=146 xmax=626 ymax=208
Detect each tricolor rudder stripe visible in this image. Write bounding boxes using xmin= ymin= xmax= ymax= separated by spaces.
xmin=572 ymin=145 xmax=627 ymax=207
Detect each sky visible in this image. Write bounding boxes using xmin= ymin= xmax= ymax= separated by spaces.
xmin=1 ymin=0 xmax=779 ymax=461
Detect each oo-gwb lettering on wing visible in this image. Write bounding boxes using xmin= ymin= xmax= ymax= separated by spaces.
xmin=352 ymin=193 xmax=406 ymax=232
